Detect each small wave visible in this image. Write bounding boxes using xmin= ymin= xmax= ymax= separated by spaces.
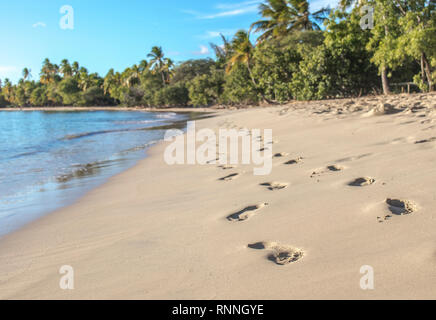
xmin=117 ymin=140 xmax=158 ymax=155
xmin=60 ymin=122 xmax=184 ymax=141
xmin=113 ymin=119 xmax=163 ymax=125
xmin=61 ymin=129 xmax=121 ymax=141
xmin=156 ymin=112 xmax=177 ymax=119
xmin=2 ymin=150 xmax=43 ymax=161
xmin=59 ymin=127 xmax=145 ymax=141
xmin=56 ymin=159 xmax=125 ymax=183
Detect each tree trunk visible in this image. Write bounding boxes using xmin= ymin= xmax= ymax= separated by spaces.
xmin=381 ymin=66 xmax=391 ymax=95
xmin=381 ymin=16 xmax=391 ymax=95
xmin=161 ymin=72 xmax=166 ymax=86
xmin=422 ymin=52 xmax=433 ymax=92
xmin=246 ymin=61 xmax=258 ymax=88
xmin=421 ymin=52 xmax=426 ymax=82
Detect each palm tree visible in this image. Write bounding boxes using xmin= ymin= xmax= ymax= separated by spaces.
xmin=138 ymin=59 xmax=149 ymax=74
xmin=40 ymin=58 xmax=59 ymax=84
xmin=2 ymin=78 xmax=13 ymax=101
xmin=104 ymin=69 xmax=123 ymax=96
xmin=250 ymin=0 xmax=331 ymax=42
xmin=210 ymin=34 xmax=233 ymax=67
xmin=126 ymin=64 xmax=141 ymax=87
xmin=226 ymin=30 xmax=257 ymax=86
xmin=60 ymin=59 xmax=73 ymax=78
xmin=226 ymin=30 xmax=275 ymax=103
xmin=147 ymin=46 xmax=167 ymax=85
xmin=162 ymin=58 xmax=175 ymax=84
xmin=104 ymin=69 xmax=115 ymax=94
xmin=71 ymin=61 xmax=80 ymax=76
xmin=78 ymin=67 xmax=91 ymax=91
xmin=40 ymin=58 xmax=52 ymax=84
xmin=22 ymin=68 xmax=32 ymax=81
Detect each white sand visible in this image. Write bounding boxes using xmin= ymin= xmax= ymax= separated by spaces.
xmin=1 ymin=93 xmax=436 ymax=299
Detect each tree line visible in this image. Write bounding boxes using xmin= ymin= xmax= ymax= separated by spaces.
xmin=0 ymin=0 xmax=434 ymax=108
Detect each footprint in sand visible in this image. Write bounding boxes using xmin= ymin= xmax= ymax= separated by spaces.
xmin=218 ymin=165 xmax=236 ymax=170
xmin=284 ymin=157 xmax=303 ymax=165
xmin=421 ymin=119 xmax=433 ymax=124
xmin=311 ymin=165 xmax=344 ymax=178
xmin=207 ymin=158 xmax=220 ymax=164
xmin=378 ymin=198 xmax=418 ymax=223
xmin=248 ymin=241 xmax=304 ymax=265
xmin=422 ymin=125 xmax=436 ymax=131
xmin=334 ymin=153 xmax=372 ymax=163
xmin=386 ymin=198 xmax=417 ymax=215
xmin=348 ymin=177 xmax=375 ymax=187
xmin=227 ymin=203 xmax=268 ymax=222
xmin=377 ymin=215 xmax=393 ymax=223
xmin=327 ymin=165 xmax=343 ymax=172
xmin=274 ymin=152 xmax=289 ymax=158
xmin=219 ymin=173 xmax=240 ymax=181
xmin=260 ymin=182 xmax=289 ymax=191
xmin=415 ymin=137 xmax=436 ymax=144
xmin=279 ymin=108 xmax=290 ymax=116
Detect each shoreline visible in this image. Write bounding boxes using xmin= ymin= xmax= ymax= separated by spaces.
xmin=1 ymin=94 xmax=435 ymax=299
xmin=0 ymin=106 xmax=214 ymax=113
xmin=0 ymin=109 xmax=219 ymax=238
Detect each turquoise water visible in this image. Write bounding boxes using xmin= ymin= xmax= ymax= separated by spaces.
xmin=0 ymin=110 xmax=190 ymax=237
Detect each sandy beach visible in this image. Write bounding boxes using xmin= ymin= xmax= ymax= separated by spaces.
xmin=1 ymin=93 xmax=436 ymax=300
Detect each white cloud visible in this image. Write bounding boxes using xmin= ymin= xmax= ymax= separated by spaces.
xmin=197 ymin=29 xmax=237 ymax=39
xmin=0 ymin=66 xmax=17 ymax=73
xmin=183 ymin=0 xmax=261 ymax=20
xmin=215 ymin=0 xmax=262 ymax=10
xmin=199 ymin=45 xmax=210 ymax=55
xmin=194 ymin=45 xmax=210 ymax=55
xmin=203 ymin=8 xmax=258 ymax=19
xmin=32 ymin=22 xmax=47 ymax=28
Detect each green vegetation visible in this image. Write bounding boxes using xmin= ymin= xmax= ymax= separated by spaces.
xmin=1 ymin=0 xmax=435 ymax=108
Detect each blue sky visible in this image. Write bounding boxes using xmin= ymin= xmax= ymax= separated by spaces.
xmin=0 ymin=0 xmax=337 ymax=83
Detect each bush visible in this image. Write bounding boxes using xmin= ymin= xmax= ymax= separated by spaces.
xmin=253 ymin=39 xmax=302 ymax=103
xmin=121 ymin=87 xmax=144 ymax=107
xmin=29 ymin=87 xmax=48 ymax=106
xmin=221 ymin=64 xmax=258 ymax=105
xmin=0 ymin=93 xmax=7 ymax=107
xmin=172 ymin=59 xmax=215 ymax=84
xmin=58 ymin=78 xmax=81 ymax=105
xmin=154 ymin=84 xmax=189 ymax=107
xmin=187 ymin=68 xmax=225 ymax=106
xmin=81 ymin=86 xmax=109 ymax=106
xmin=291 ymin=21 xmax=380 ymax=100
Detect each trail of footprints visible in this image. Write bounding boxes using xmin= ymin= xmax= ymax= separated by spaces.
xmin=213 ymin=129 xmax=419 ymax=266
